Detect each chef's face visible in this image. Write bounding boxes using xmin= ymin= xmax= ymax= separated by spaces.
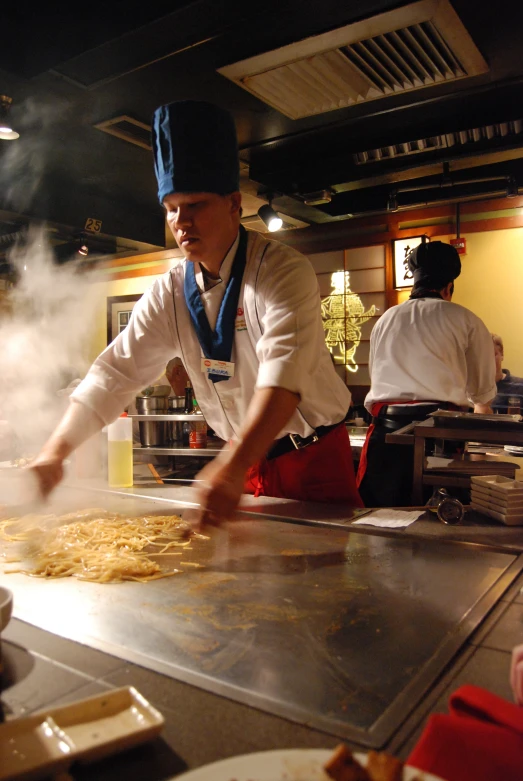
xmin=163 ymin=191 xmax=241 ymax=271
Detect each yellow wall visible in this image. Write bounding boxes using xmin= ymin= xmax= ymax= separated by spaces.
xmin=88 ymin=273 xmax=166 ymax=362
xmin=396 ymin=228 xmax=523 ymax=377
xmin=453 ymin=228 xmax=523 ymax=378
xmin=87 ymin=226 xmax=523 ymax=380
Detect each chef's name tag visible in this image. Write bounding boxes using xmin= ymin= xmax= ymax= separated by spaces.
xmin=201 ymin=358 xmax=235 ymax=378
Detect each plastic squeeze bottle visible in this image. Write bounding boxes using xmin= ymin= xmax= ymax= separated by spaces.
xmin=107 ymin=412 xmax=133 ymax=487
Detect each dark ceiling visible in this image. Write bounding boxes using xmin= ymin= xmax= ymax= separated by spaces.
xmin=1 ymin=0 xmax=523 ymax=261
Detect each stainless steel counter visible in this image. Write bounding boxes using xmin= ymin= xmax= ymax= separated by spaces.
xmin=1 ymin=482 xmax=522 ymax=749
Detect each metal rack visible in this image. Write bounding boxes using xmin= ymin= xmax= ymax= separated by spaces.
xmin=411 ymin=417 xmax=523 ymax=504
xmin=129 ymin=413 xmax=225 ymax=457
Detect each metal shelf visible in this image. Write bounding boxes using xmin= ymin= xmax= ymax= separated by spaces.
xmin=129 ymin=413 xmax=204 ymax=422
xmin=133 ymin=445 xmax=223 ymax=456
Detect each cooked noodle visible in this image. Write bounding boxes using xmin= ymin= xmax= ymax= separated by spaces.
xmin=0 ymin=508 xmax=207 ymax=583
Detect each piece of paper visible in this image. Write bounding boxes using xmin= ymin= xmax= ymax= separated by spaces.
xmin=426 ymin=456 xmax=454 ymax=468
xmin=352 ymin=509 xmax=424 ymax=528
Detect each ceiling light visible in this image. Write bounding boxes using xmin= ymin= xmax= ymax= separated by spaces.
xmin=258 ymin=204 xmax=283 ymax=232
xmin=77 ymin=244 xmax=89 ymax=256
xmin=0 ymin=96 xmax=19 ymax=141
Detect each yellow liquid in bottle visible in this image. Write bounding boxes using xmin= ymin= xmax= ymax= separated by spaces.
xmin=108 ymin=440 xmax=133 ymax=487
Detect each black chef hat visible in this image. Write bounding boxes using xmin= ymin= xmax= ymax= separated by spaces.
xmin=407 ymin=241 xmax=461 ymax=289
xmin=152 ymin=100 xmax=240 ymax=203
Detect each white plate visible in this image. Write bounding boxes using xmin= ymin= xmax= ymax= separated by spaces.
xmin=504 ymin=445 xmax=523 ymax=456
xmin=171 ymin=748 xmax=445 ymax=781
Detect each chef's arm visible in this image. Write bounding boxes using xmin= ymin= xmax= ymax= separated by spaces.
xmin=194 ymin=386 xmax=300 ymax=526
xmin=230 ymin=386 xmax=300 ymax=469
xmin=474 ymin=402 xmax=493 ymax=414
xmin=466 ymin=320 xmax=497 ymax=414
xmin=30 ymin=402 xmax=104 ymax=497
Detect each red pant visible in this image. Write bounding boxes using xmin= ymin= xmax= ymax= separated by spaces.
xmin=244 ymin=424 xmax=363 ymax=506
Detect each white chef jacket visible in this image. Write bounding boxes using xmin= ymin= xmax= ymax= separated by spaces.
xmin=72 ymin=230 xmax=351 ymax=441
xmin=364 ymin=297 xmax=496 ymax=412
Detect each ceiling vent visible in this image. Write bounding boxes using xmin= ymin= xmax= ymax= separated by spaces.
xmin=218 ymin=0 xmax=488 ymax=120
xmin=94 ymin=115 xmax=151 ymax=150
xmin=353 ymin=119 xmax=523 ymax=164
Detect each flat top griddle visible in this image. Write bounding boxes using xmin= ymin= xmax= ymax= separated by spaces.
xmin=0 ymin=486 xmax=520 ymax=748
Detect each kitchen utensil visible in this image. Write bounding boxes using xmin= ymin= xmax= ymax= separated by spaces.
xmin=0 ymin=686 xmax=164 ymax=781
xmin=136 ymin=395 xmax=169 ymax=447
xmin=147 ymin=463 xmax=164 ymax=484
xmin=167 ymin=395 xmax=184 ymax=443
xmin=135 ymin=396 xmax=169 ymax=414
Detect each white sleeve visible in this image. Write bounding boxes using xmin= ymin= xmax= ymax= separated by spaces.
xmin=465 ymin=315 xmax=497 ymax=405
xmin=254 ymin=246 xmax=325 ymax=396
xmin=71 ymin=279 xmax=180 ymax=424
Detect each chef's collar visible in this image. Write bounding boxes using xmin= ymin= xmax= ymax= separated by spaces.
xmin=194 ymin=231 xmax=240 ymax=293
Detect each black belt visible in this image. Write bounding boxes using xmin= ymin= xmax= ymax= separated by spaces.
xmin=371 ymin=402 xmax=455 ymax=431
xmin=266 ymin=421 xmax=343 ymax=461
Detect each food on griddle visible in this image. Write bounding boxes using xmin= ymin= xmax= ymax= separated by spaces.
xmin=366 ymin=751 xmax=404 ymax=781
xmin=0 ymin=508 xmax=206 ymax=583
xmin=10 ymin=456 xmax=34 ymax=468
xmin=324 ymin=745 xmax=369 ymax=781
xmin=324 ymin=744 xmax=404 ymax=781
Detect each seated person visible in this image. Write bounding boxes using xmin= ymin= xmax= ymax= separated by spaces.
xmin=492 ymin=334 xmax=523 ymax=414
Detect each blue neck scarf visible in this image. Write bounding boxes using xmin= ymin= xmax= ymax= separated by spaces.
xmin=184 ymin=226 xmax=247 ymax=383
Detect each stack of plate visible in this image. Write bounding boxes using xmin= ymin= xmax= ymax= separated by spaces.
xmin=470 ymin=474 xmax=523 ymax=525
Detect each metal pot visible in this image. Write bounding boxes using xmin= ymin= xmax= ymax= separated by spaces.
xmin=136 ymin=396 xmax=169 ymax=414
xmin=167 ymin=396 xmax=184 ymax=443
xmin=136 ymin=395 xmax=169 ymax=447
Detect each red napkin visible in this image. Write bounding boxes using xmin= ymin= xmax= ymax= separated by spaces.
xmin=407 ymin=685 xmax=523 ymax=781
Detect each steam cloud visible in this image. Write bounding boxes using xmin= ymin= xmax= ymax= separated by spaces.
xmin=0 ymin=228 xmax=100 ymax=459
xmin=0 ymin=96 xmax=70 ymax=213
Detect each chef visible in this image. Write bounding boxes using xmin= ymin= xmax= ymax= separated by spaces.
xmin=30 ymin=100 xmax=362 ymax=523
xmin=357 ymin=240 xmax=496 ymax=507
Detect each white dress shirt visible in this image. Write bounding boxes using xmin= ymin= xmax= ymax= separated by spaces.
xmin=72 ymin=230 xmax=351 ymax=441
xmin=364 ymin=297 xmax=496 ymax=411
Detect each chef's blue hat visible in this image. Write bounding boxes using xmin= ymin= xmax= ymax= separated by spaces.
xmin=152 ymin=100 xmax=240 ymax=203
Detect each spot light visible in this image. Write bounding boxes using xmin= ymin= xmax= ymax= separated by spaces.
xmin=258 ymin=204 xmax=283 ymax=232
xmin=77 ymin=244 xmax=89 ymax=256
xmin=0 ymin=96 xmax=20 ymax=141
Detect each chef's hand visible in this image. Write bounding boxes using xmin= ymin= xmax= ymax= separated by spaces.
xmin=189 ymin=387 xmax=300 ymax=528
xmin=192 ymin=452 xmax=246 ymax=528
xmin=29 ymin=439 xmax=69 ymax=499
xmin=474 ymin=402 xmax=493 ymax=414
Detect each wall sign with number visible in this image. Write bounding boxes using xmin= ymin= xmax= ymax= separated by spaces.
xmin=85 ymin=218 xmax=102 ymax=233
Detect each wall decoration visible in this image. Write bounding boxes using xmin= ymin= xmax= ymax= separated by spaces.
xmin=106 ymin=294 xmax=141 ymax=345
xmin=393 ymin=236 xmax=425 ymax=289
xmin=321 ymin=271 xmax=376 ymax=372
